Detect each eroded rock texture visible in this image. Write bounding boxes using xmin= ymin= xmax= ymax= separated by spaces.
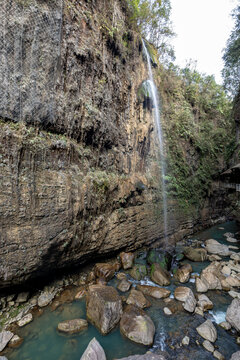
xmin=0 ymin=0 xmax=232 ymax=288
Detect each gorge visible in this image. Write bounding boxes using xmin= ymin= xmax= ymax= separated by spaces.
xmin=0 ymin=1 xmax=239 ymax=359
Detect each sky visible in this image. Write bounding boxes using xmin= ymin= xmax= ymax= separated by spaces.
xmin=170 ymin=0 xmax=238 ymax=84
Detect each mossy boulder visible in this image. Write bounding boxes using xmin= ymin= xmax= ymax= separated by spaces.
xmin=147 ymin=249 xmax=172 ymax=270
xmin=129 ymin=265 xmax=147 ymax=281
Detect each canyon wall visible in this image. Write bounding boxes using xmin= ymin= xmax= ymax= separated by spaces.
xmin=0 ymin=0 xmax=233 ymax=288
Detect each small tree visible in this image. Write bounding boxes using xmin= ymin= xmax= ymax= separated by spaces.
xmin=127 ymin=0 xmax=175 ymax=63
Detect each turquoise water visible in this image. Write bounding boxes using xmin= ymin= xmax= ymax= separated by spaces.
xmin=7 ymin=221 xmax=240 ymax=360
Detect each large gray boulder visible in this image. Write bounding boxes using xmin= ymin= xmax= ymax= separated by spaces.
xmin=226 ymin=298 xmax=240 ymax=332
xmin=80 ymin=338 xmax=106 ymax=360
xmin=0 ymin=331 xmax=14 ymax=352
xmin=196 ymin=320 xmax=217 ymax=343
xmin=120 ymin=305 xmax=155 ymax=345
xmin=205 ymin=239 xmax=230 ymax=256
xmin=230 ymin=351 xmax=240 ymax=360
xmin=86 ymin=285 xmax=122 ymax=335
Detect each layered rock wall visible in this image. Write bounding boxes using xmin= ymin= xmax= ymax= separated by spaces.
xmin=0 ymin=0 xmax=231 ymax=288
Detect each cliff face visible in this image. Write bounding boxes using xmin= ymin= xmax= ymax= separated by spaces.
xmin=0 ymin=0 xmax=232 ymax=288
xmin=0 ymin=0 xmax=160 ymax=287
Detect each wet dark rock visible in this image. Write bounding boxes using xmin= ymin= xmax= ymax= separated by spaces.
xmin=86 ymin=285 xmax=122 ymax=335
xmin=120 ymin=305 xmax=155 ymax=345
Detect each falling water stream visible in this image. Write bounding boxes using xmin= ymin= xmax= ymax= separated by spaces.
xmin=142 ymin=40 xmax=168 ymax=238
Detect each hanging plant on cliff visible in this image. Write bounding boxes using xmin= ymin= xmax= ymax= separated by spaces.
xmin=127 ymin=0 xmax=175 ymax=63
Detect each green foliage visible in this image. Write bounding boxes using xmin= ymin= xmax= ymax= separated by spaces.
xmin=158 ymin=64 xmax=234 ymax=209
xmin=126 ymin=0 xmax=175 ymax=63
xmin=222 ymin=5 xmax=240 ymax=97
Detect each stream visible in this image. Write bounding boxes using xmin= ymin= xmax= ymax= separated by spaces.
xmin=6 ymin=221 xmax=240 ymax=360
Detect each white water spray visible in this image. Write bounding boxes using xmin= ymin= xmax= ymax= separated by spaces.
xmin=142 ymin=40 xmax=168 ymax=238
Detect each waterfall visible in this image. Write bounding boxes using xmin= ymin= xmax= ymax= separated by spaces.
xmin=142 ymin=40 xmax=168 ymax=238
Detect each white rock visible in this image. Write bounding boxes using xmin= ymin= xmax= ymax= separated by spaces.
xmin=226 ymin=237 xmax=238 ymax=243
xmin=228 ymin=291 xmax=240 ymax=299
xmin=163 ymin=307 xmax=172 ymax=315
xmin=230 ymin=351 xmax=240 ymax=360
xmin=182 ymin=336 xmax=190 ymax=346
xmin=17 ymin=313 xmax=33 ymax=327
xmin=221 ymin=266 xmax=231 ymax=276
xmin=37 ymin=292 xmax=55 ymax=307
xmin=0 ymin=331 xmax=14 ymax=352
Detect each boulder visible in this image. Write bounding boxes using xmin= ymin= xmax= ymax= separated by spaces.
xmin=147 ymin=249 xmax=172 ymax=269
xmin=226 ymin=237 xmax=238 ymax=243
xmin=120 ymin=305 xmax=155 ymax=345
xmin=226 ymin=298 xmax=240 ymax=332
xmin=0 ymin=357 xmax=8 ymax=360
xmin=175 ymin=264 xmax=192 ymax=283
xmin=230 ymin=351 xmax=240 ymax=360
xmin=17 ymin=313 xmax=33 ymax=327
xmin=213 ymin=350 xmax=224 ymax=360
xmin=80 ymin=338 xmax=106 ymax=360
xmin=150 ymin=263 xmax=171 ymax=286
xmin=174 ymin=287 xmax=193 ymax=302
xmin=174 ymin=286 xmax=196 ymax=312
xmin=0 ymin=331 xmax=14 ymax=352
xmin=230 ymin=253 xmax=240 ymax=261
xmin=196 ymin=320 xmax=217 ymax=342
xmin=184 ymin=247 xmax=207 ymax=262
xmin=117 ymin=279 xmax=131 ymax=292
xmin=201 ymin=273 xmax=222 ymax=290
xmin=196 ymin=277 xmax=209 ymax=292
xmin=16 ymin=292 xmax=29 ymax=303
xmin=136 ymin=285 xmax=170 ymax=299
xmin=219 ymin=321 xmax=231 ymax=330
xmin=163 ymin=307 xmax=172 ymax=315
xmin=120 ymin=252 xmax=135 ymax=270
xmin=8 ymin=334 xmax=24 ymax=348
xmin=228 ymin=290 xmax=240 ymax=299
xmin=86 ymin=285 xmax=122 ymax=335
xmin=75 ymin=289 xmax=87 ymax=300
xmin=183 ymin=293 xmax=197 ymax=313
xmin=94 ymin=263 xmax=119 ymax=281
xmin=182 ymin=336 xmax=190 ymax=346
xmin=224 ymin=232 xmax=234 ymax=238
xmin=126 ymin=289 xmax=151 ymax=309
xmin=202 ymin=340 xmax=214 ymax=352
xmin=197 ymin=294 xmax=213 ymax=311
xmin=205 ymin=239 xmax=230 ymax=257
xmin=116 ymin=272 xmax=127 ymax=281
xmin=38 ymin=292 xmax=55 ymax=307
xmin=129 ymin=265 xmax=147 ymax=281
xmin=57 ymin=319 xmax=88 ymax=334
xmin=208 ymin=255 xmax=222 ymax=261
xmin=225 ymin=276 xmax=240 ymax=287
